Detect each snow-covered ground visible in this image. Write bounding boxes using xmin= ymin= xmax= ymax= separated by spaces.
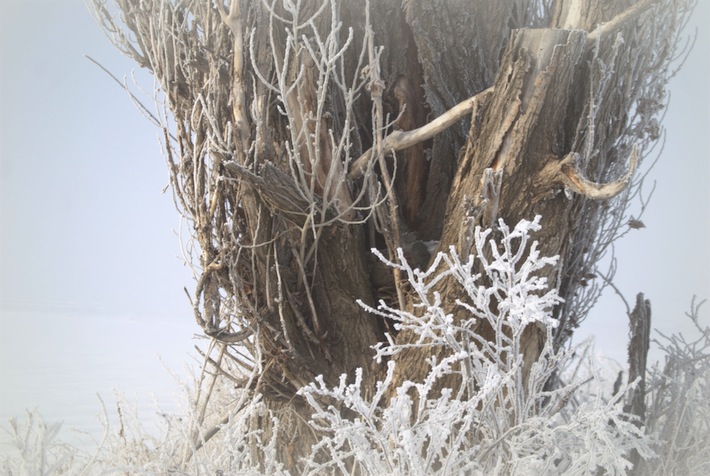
xmin=0 ymin=309 xmax=196 ymax=456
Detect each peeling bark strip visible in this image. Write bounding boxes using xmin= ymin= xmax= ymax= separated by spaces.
xmin=444 ymin=27 xmax=588 ymax=252
xmin=91 ymin=0 xmax=694 ymax=469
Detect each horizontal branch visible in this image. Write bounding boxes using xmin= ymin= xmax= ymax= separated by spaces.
xmin=587 ymin=0 xmax=656 ymax=46
xmin=347 ymin=87 xmax=494 ymax=179
xmin=205 ymin=326 xmax=254 ymax=344
xmin=559 ymin=146 xmax=638 ymax=200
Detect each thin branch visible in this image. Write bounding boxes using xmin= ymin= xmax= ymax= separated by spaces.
xmin=84 ymin=54 xmax=173 ymax=140
xmin=586 ymin=0 xmax=656 ymax=46
xmin=348 ymin=87 xmax=494 ymax=179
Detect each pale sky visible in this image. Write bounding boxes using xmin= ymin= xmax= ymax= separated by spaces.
xmin=1 ymin=0 xmax=708 ymax=362
xmin=580 ymin=2 xmax=710 ymax=363
xmin=1 ymin=0 xmax=194 ymax=320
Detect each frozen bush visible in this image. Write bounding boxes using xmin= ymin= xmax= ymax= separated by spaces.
xmin=3 ymin=218 xmax=706 ymax=475
xmin=299 ymin=217 xmax=655 ymax=475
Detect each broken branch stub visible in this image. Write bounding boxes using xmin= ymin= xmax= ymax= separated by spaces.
xmin=559 ymin=147 xmax=639 ymax=200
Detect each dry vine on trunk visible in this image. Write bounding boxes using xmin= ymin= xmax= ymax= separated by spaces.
xmin=90 ymin=0 xmax=695 ymax=469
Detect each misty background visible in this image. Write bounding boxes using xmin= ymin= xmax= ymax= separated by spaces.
xmin=1 ymin=0 xmax=708 ymax=452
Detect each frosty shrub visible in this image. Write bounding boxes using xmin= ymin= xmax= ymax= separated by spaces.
xmin=298 ymin=216 xmax=654 ymax=475
xmin=637 ymin=298 xmax=710 ymax=476
xmin=1 ymin=382 xmax=284 ymax=475
xmin=3 ymin=218 xmax=708 ymax=475
xmin=1 ymin=410 xmax=79 ymax=475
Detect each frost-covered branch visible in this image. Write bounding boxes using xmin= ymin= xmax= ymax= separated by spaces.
xmin=299 ymin=217 xmax=652 ymax=474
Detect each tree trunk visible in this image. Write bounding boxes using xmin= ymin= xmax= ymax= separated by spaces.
xmin=90 ymin=0 xmax=693 ymax=470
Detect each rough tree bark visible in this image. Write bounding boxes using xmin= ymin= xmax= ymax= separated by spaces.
xmin=626 ymin=292 xmax=652 ymax=471
xmin=90 ymin=0 xmax=694 ymax=470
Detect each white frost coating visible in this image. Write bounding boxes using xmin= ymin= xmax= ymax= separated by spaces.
xmin=299 ymin=216 xmax=654 ymax=475
xmin=363 ymin=215 xmax=561 ymax=365
xmin=6 ymin=218 xmax=707 ymax=474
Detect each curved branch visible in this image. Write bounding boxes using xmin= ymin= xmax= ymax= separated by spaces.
xmin=560 ymin=146 xmax=638 ymax=200
xmin=347 ymin=87 xmax=494 ymax=179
